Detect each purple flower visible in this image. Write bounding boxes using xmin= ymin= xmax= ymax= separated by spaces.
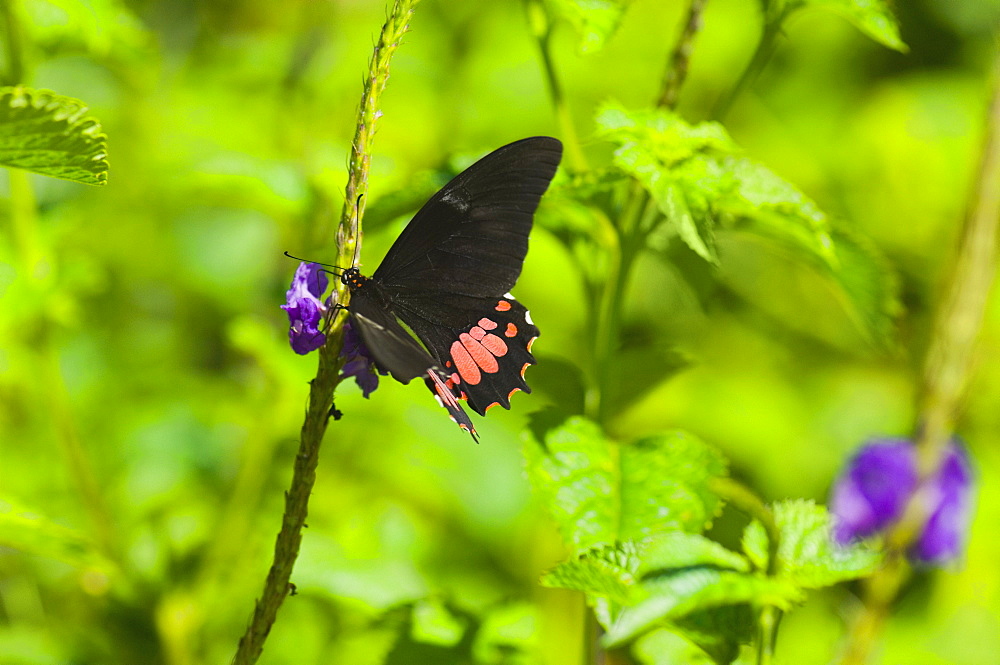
xmin=281 ymin=262 xmax=329 ymax=355
xmin=831 ymin=437 xmax=974 ymax=566
xmin=911 ymin=444 xmax=973 ymax=565
xmin=339 ymin=319 xmax=382 ymax=397
xmin=831 ymin=439 xmax=918 ymax=545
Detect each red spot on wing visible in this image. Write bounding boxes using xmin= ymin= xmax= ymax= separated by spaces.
xmin=460 ymin=333 xmax=499 ymax=374
xmin=478 ymin=317 xmax=498 ymax=330
xmin=495 ymin=300 xmax=511 ymax=312
xmin=469 ymin=326 xmax=486 ymax=341
xmin=504 ymin=323 xmax=518 ymax=337
xmin=450 ymin=340 xmax=481 ymax=385
xmin=480 ymin=333 xmax=508 ymax=357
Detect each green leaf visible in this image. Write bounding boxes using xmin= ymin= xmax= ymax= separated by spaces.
xmin=715 ymin=227 xmax=900 ymax=351
xmin=596 ymin=103 xmax=844 ymax=273
xmin=603 ymin=567 xmax=802 ymax=647
xmin=524 ymin=416 xmax=727 ymax=553
xmin=541 ymin=541 xmax=643 ymax=605
xmin=791 ymin=0 xmax=908 ymax=52
xmin=0 ymin=86 xmax=109 ymax=185
xmin=744 ymin=500 xmax=881 ymax=589
xmin=716 ymin=156 xmax=835 ymax=264
xmin=0 ymin=498 xmax=112 ymax=571
xmin=410 ymin=599 xmax=466 ymax=647
xmin=632 ymin=628 xmax=716 ymax=665
xmin=594 ymin=103 xmax=734 ymax=263
xmin=741 ymin=518 xmax=770 ymax=572
xmin=543 ymin=0 xmax=634 ymax=53
xmin=634 ymin=606 xmax=757 ymax=665
xmin=823 ymin=225 xmax=901 ymax=350
xmin=670 ymin=606 xmax=757 ymax=665
xmin=637 ymin=533 xmax=750 ymax=577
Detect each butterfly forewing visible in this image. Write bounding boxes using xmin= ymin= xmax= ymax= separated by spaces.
xmin=373 ymin=137 xmax=562 ymax=297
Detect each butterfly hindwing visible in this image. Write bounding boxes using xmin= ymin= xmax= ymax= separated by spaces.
xmin=403 ymin=295 xmax=539 ymax=416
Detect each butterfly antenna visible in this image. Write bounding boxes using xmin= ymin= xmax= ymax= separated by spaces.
xmin=283 ymin=251 xmax=348 ymax=276
xmin=351 ymin=193 xmax=364 ymax=269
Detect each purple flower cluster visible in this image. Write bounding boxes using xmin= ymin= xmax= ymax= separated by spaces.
xmin=281 ymin=261 xmax=381 ymax=396
xmin=281 ymin=262 xmax=329 ymax=355
xmin=830 ymin=437 xmax=973 ymax=565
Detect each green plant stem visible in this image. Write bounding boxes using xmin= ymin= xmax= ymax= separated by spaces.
xmin=709 ymin=477 xmax=783 ymax=663
xmin=589 ymin=0 xmax=712 ymax=423
xmin=230 ymin=3 xmax=419 ymax=664
xmin=709 ymin=478 xmax=780 ymax=574
xmin=657 ymin=0 xmax=708 ymax=109
xmin=711 ymin=10 xmax=784 ymax=120
xmin=0 ymin=0 xmax=24 ymax=85
xmin=529 ymin=2 xmax=588 ymax=172
xmin=839 ymin=51 xmax=1000 ymax=665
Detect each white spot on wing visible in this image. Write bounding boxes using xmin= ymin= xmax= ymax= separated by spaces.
xmin=440 ymin=190 xmax=469 ymax=212
xmin=524 ymin=309 xmax=534 ymax=325
xmin=504 ymin=292 xmax=514 ymax=299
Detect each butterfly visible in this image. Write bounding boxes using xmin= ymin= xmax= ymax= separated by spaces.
xmin=340 ymin=136 xmax=562 ymax=440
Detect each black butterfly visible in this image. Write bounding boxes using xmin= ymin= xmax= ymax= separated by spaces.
xmin=341 ymin=137 xmax=562 ymax=440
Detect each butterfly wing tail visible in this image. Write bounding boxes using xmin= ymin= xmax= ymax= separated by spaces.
xmin=426 ymin=370 xmax=479 ymax=442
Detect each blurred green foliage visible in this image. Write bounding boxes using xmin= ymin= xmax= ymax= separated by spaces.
xmin=2 ymin=0 xmax=1000 ymax=664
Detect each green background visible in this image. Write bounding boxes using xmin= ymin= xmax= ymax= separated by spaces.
xmin=1 ymin=0 xmax=999 ymax=663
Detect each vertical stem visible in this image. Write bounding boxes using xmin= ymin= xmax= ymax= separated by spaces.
xmin=657 ymin=0 xmax=709 ymax=110
xmin=230 ymin=2 xmax=420 ymax=664
xmin=711 ymin=15 xmax=783 ymax=120
xmin=590 ymin=0 xmax=712 ymax=423
xmin=527 ymin=1 xmax=588 ymax=172
xmin=0 ymin=0 xmax=24 ymax=85
xmin=839 ymin=51 xmax=1000 ymax=665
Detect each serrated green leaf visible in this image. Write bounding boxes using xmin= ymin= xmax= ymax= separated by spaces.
xmin=0 ymin=499 xmax=112 ymax=571
xmin=637 ymin=533 xmax=749 ymax=577
xmin=542 ymin=541 xmax=642 ymax=605
xmin=0 ymin=86 xmax=109 ymax=185
xmin=603 ymin=567 xmax=802 ymax=647
xmin=524 ymin=416 xmax=727 ymax=553
xmin=792 ymin=0 xmax=907 ymax=52
xmin=595 ymin=103 xmax=735 ymax=262
xmin=745 ymin=500 xmax=881 ymax=589
xmin=543 ymin=0 xmax=634 ymax=53
xmin=824 ymin=225 xmax=901 ymax=350
xmin=410 ymin=598 xmax=466 ymax=647
xmin=717 ymin=156 xmax=835 ymax=264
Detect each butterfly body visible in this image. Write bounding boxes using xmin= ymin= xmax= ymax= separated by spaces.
xmin=341 ymin=137 xmax=562 ymax=439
